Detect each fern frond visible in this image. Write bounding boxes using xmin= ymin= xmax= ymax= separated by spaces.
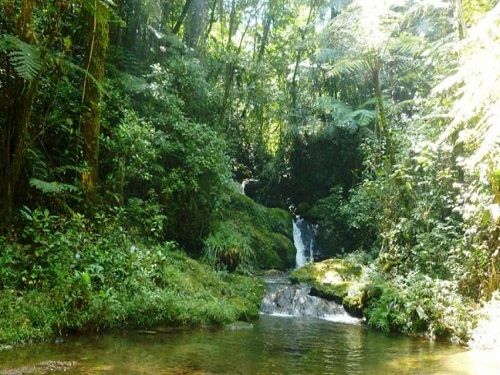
xmin=327 ymin=57 xmax=365 ymax=78
xmin=351 ymin=109 xmax=376 ymax=127
xmin=29 ymin=178 xmax=78 ymax=195
xmin=0 ymin=34 xmax=42 ymax=80
xmin=389 ymin=33 xmax=426 ymax=57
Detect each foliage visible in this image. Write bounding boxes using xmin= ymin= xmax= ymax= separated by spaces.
xmin=204 ymin=221 xmax=254 ymax=272
xmin=0 ymin=209 xmax=264 ymax=345
xmin=0 ymin=34 xmax=42 ymax=80
xmin=291 ymin=257 xmax=473 ymax=340
xmin=364 ymin=272 xmax=472 ymax=341
xmin=205 ymin=189 xmax=295 ymax=271
xmin=0 ymin=0 xmax=499 ymax=346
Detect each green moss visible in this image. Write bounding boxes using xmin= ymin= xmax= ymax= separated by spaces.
xmin=290 ymin=259 xmax=365 ymax=314
xmin=206 ymin=191 xmax=295 ymax=270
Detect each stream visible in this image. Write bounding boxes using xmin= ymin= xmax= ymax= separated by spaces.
xmin=0 ymin=218 xmax=498 ymax=374
xmin=0 ymin=315 xmax=496 ymax=375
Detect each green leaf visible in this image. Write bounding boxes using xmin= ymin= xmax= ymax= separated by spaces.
xmin=0 ymin=34 xmax=42 ymax=80
xmin=29 ymin=178 xmax=78 ymax=195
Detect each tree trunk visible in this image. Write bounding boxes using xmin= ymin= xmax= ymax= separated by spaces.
xmin=172 ymin=0 xmax=194 ymax=35
xmin=290 ymin=1 xmax=317 ymax=119
xmin=184 ymin=0 xmax=207 ymax=48
xmin=161 ymin=0 xmax=171 ymax=32
xmin=372 ymin=64 xmax=394 ymax=166
xmin=453 ymin=0 xmax=466 ymax=40
xmin=219 ymin=0 xmax=238 ymax=129
xmin=80 ymin=0 xmax=109 ymax=202
xmin=204 ymin=0 xmax=218 ymax=40
xmin=0 ymin=0 xmax=37 ymax=224
xmin=257 ymin=13 xmax=271 ymax=63
xmin=122 ymin=0 xmax=141 ymax=50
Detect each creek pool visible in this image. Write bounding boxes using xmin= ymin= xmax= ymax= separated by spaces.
xmin=0 ymin=315 xmax=497 ymax=374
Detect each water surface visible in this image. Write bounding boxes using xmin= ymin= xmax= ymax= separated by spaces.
xmin=1 ymin=315 xmax=497 ymax=374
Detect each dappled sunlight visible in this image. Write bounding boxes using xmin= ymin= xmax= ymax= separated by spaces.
xmin=435 ymin=3 xmax=500 ymax=169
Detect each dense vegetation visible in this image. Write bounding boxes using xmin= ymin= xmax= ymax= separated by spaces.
xmin=0 ymin=0 xmax=498 ymax=346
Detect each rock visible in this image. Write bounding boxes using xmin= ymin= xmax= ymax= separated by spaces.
xmin=290 ymin=258 xmax=367 ymax=317
xmin=309 ymin=286 xmax=343 ymax=304
xmin=225 ymin=321 xmax=254 ymax=330
xmin=263 ymin=269 xmax=284 ymax=277
xmin=136 ymin=330 xmax=157 ymax=335
xmin=260 ymin=281 xmax=360 ymax=323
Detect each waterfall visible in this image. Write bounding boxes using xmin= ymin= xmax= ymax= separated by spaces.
xmin=240 ymin=178 xmax=258 ymax=195
xmin=293 ymin=217 xmax=317 ymax=268
xmin=260 ymin=274 xmax=359 ymax=324
xmin=258 ymin=216 xmax=358 ymax=324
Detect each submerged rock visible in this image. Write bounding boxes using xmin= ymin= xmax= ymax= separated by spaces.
xmin=137 ymin=330 xmax=157 ymax=335
xmin=225 ymin=321 xmax=254 ymax=330
xmin=1 ymin=361 xmax=77 ymax=375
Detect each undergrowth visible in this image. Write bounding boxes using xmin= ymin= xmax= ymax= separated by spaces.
xmin=0 ymin=208 xmax=264 ymax=345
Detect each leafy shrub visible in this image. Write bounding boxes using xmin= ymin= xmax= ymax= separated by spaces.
xmin=100 ymin=62 xmax=231 ymax=253
xmin=364 ymin=271 xmax=472 ymax=340
xmin=0 ymin=209 xmax=264 ymax=345
xmin=204 ymin=221 xmax=254 ymax=271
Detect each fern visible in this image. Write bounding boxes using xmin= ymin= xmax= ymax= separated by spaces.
xmin=0 ymin=34 xmax=42 ymax=80
xmin=327 ymin=57 xmax=366 ymax=78
xmin=351 ymin=109 xmax=376 ymax=127
xmin=389 ymin=33 xmax=426 ymax=57
xmin=29 ymin=178 xmax=78 ymax=195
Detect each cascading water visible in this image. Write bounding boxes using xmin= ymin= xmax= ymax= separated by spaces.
xmin=293 ymin=217 xmax=317 ymax=268
xmin=259 ymin=216 xmax=359 ymax=324
xmin=260 ymin=274 xmax=359 ymax=324
xmin=240 ymin=178 xmax=258 ymax=195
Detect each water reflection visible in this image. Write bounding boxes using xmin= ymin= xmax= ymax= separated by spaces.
xmin=0 ymin=315 xmax=497 ymax=374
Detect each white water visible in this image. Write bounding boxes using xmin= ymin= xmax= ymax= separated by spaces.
xmin=258 ymin=217 xmax=359 ymax=323
xmin=260 ymin=275 xmax=359 ymax=324
xmin=240 ymin=178 xmax=258 ymax=195
xmin=293 ymin=217 xmax=317 ymax=268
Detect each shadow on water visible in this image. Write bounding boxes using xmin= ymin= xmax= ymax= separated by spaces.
xmin=1 ymin=314 xmax=496 ymax=374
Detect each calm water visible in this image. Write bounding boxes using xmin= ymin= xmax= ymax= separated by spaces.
xmin=0 ymin=315 xmax=497 ymax=374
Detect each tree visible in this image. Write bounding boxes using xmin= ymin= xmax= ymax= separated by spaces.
xmin=184 ymin=0 xmax=208 ymax=48
xmin=0 ymin=0 xmax=39 ymax=223
xmin=80 ymin=0 xmax=110 ymax=201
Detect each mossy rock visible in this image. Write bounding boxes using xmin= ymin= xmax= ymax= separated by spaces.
xmin=208 ymin=190 xmax=295 ymax=270
xmin=290 ymin=259 xmax=366 ymax=315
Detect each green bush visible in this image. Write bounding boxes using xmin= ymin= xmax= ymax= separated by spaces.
xmin=0 ymin=209 xmax=264 ymax=345
xmin=204 ymin=221 xmax=254 ymax=271
xmin=364 ymin=272 xmax=472 ymax=340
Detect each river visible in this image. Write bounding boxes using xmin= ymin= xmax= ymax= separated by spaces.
xmin=1 ymin=314 xmax=498 ymax=374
